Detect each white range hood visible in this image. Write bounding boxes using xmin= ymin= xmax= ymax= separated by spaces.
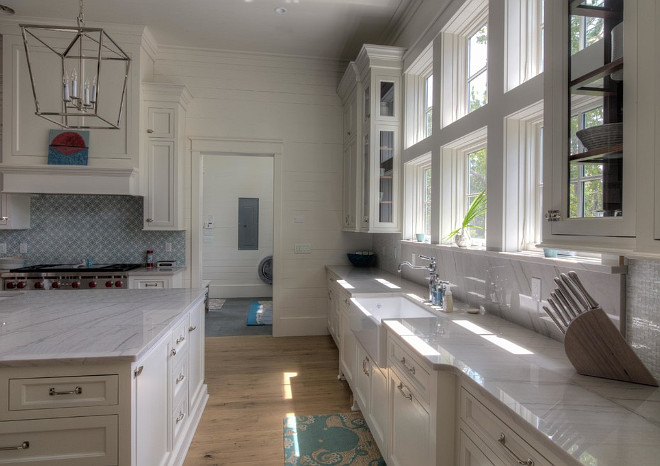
xmin=0 ymin=164 xmax=139 ymax=195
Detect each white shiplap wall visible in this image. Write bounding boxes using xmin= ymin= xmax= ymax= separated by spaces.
xmin=154 ymin=47 xmax=372 ymax=336
xmin=202 ymin=154 xmax=274 ymax=298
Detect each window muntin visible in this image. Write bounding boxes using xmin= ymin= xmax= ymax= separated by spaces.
xmin=468 ymin=23 xmax=488 ymax=112
xmin=422 ymin=165 xmax=432 ymax=236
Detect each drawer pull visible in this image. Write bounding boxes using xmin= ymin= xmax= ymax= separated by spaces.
xmin=397 ymin=382 xmax=412 ymax=401
xmin=176 ymin=335 xmax=185 ymax=344
xmin=498 ymin=433 xmax=534 ymax=466
xmin=144 ymin=282 xmax=159 ymax=287
xmin=49 ymin=386 xmax=82 ymax=396
xmin=400 ymin=357 xmax=416 ymax=374
xmin=362 ymin=358 xmax=370 ymax=377
xmin=176 ymin=373 xmax=185 ymax=383
xmin=134 ymin=365 xmax=144 ymax=377
xmin=0 ymin=441 xmax=29 ymax=451
xmin=188 ymin=325 xmax=197 ymax=332
xmin=176 ymin=412 xmax=185 ymax=423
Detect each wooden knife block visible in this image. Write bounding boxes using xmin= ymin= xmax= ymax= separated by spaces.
xmin=564 ymin=308 xmax=658 ymax=386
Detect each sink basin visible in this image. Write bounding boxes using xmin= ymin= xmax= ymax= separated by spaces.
xmin=350 ymin=295 xmax=435 ymax=367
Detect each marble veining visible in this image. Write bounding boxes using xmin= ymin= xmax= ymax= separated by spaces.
xmin=328 ymin=265 xmax=660 ymax=466
xmin=0 ymin=289 xmax=205 ymax=365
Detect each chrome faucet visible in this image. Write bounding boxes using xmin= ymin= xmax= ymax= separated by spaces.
xmin=398 ymin=255 xmax=437 ymax=303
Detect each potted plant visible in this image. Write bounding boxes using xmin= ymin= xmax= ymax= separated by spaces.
xmin=446 ymin=190 xmax=487 ymax=247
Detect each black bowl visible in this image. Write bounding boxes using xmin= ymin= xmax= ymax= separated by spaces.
xmin=347 ymin=252 xmax=376 ymax=267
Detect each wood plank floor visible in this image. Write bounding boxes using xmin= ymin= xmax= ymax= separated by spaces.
xmin=183 ymin=335 xmax=353 ymax=466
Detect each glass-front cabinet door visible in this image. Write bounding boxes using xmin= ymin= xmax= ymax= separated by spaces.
xmin=361 ymin=133 xmax=370 ymax=230
xmin=371 ymin=126 xmax=399 ymax=231
xmin=544 ymin=0 xmax=633 ymax=245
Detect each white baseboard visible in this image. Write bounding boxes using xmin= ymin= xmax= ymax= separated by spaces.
xmin=274 ymin=316 xmax=329 ymax=337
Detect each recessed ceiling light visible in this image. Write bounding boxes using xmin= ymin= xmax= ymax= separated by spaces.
xmin=0 ymin=4 xmax=15 ymax=15
xmin=274 ymin=7 xmax=287 ymax=15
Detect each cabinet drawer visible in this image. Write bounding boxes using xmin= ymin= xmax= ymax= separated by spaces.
xmin=390 ymin=340 xmax=430 ymax=405
xmin=172 ymin=388 xmax=189 ymax=444
xmin=171 ymin=318 xmax=189 ymax=357
xmin=9 ymin=375 xmax=119 ymax=411
xmin=0 ymin=415 xmax=118 ymax=465
xmin=172 ymin=358 xmax=188 ymax=401
xmin=460 ymin=388 xmax=552 ymax=466
xmin=133 ymin=279 xmax=167 ymax=289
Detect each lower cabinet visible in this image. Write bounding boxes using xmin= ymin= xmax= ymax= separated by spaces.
xmin=129 ymin=272 xmax=183 ymax=289
xmin=389 ymin=368 xmax=431 ymax=466
xmin=339 ymin=295 xmax=357 ymax=385
xmin=355 ymin=344 xmax=388 ymax=458
xmin=0 ymin=298 xmax=208 ymax=466
xmin=458 ymin=428 xmax=504 ymax=466
xmin=0 ymin=416 xmax=118 ymax=465
xmin=135 ymin=335 xmax=170 ymax=466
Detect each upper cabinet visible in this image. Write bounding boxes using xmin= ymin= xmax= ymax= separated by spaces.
xmin=0 ymin=194 xmax=30 ymax=229
xmin=142 ymin=83 xmax=192 ymax=231
xmin=338 ymin=45 xmax=404 ymax=234
xmin=543 ymin=0 xmax=636 ymax=251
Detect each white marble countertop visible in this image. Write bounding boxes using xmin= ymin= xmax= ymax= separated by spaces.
xmin=0 ymin=288 xmax=205 ymax=366
xmin=327 ymin=265 xmax=660 ymax=466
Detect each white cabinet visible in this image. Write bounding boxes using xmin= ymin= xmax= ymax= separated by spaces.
xmin=187 ymin=301 xmax=205 ymax=410
xmin=543 ymin=0 xmax=636 ymax=251
xmin=142 ymin=83 xmax=192 ymax=230
xmin=0 ymin=194 xmax=30 ymax=229
xmin=338 ymin=46 xmax=404 ymax=233
xmin=458 ymin=428 xmax=504 ymax=466
xmin=135 ymin=334 xmax=170 ymax=466
xmin=339 ymin=295 xmax=358 ymax=385
xmin=389 ymin=368 xmax=431 ymax=466
xmin=129 ymin=270 xmax=184 ymax=289
xmin=326 ymin=272 xmax=341 ymax=347
xmin=355 ymin=343 xmax=389 ymax=458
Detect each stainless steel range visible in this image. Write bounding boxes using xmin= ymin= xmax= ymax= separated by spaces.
xmin=1 ymin=263 xmax=142 ymax=290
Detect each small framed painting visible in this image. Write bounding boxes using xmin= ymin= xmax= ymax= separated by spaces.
xmin=48 ymin=130 xmax=89 ymax=165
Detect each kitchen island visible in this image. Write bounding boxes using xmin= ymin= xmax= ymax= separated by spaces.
xmin=0 ymin=288 xmax=208 ymax=465
xmin=327 ymin=265 xmax=660 ymax=466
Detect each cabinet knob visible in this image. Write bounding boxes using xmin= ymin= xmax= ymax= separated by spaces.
xmin=188 ymin=325 xmax=197 ymax=332
xmin=147 ymin=129 xmax=154 ymax=133
xmin=134 ymin=365 xmax=144 ymax=377
xmin=171 ymin=348 xmax=177 ymax=357
xmin=146 ymin=218 xmax=154 ymax=223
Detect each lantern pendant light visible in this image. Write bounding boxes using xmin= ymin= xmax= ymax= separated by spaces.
xmin=20 ymin=0 xmax=131 ymax=129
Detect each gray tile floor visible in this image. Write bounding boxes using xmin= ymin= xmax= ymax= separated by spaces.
xmin=205 ymin=297 xmax=273 ymax=337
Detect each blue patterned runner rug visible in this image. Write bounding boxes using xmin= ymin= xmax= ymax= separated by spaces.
xmin=283 ymin=412 xmax=385 ymax=465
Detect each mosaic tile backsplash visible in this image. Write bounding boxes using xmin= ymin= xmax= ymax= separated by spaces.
xmin=0 ymin=194 xmax=185 ymax=266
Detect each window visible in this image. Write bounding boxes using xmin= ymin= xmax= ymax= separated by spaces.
xmin=404 ymin=44 xmax=433 ymax=147
xmin=505 ymin=0 xmax=545 ymax=90
xmin=404 ymin=153 xmax=432 ymax=241
xmin=465 ymin=148 xmax=487 ymax=241
xmin=439 ymin=0 xmax=488 ymax=127
xmin=467 ymin=23 xmax=488 ymax=112
xmin=570 ymin=104 xmax=604 ymax=218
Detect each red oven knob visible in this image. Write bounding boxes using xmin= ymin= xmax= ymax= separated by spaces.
xmin=89 ymin=281 xmax=97 ymax=288
xmin=5 ymin=281 xmax=16 ymax=289
xmin=52 ymin=282 xmax=60 ymax=289
xmin=72 ymin=281 xmax=80 ymax=289
xmin=105 ymin=280 xmax=113 ymax=288
xmin=16 ymin=281 xmax=26 ymax=289
xmin=34 ymin=282 xmax=44 ymax=289
xmin=114 ymin=280 xmax=123 ymax=288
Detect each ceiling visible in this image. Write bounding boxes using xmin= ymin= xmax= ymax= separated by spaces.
xmin=1 ymin=0 xmax=416 ymax=60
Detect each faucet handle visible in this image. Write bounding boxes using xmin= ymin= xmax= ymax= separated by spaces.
xmin=419 ymin=255 xmax=435 ymax=262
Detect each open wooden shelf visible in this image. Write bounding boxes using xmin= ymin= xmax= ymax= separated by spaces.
xmin=571 ymin=58 xmax=623 ymax=95
xmin=569 ymin=144 xmax=623 ymax=163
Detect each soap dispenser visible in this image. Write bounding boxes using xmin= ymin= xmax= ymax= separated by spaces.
xmin=443 ymin=285 xmax=454 ymax=313
xmin=431 ymin=277 xmax=446 ymax=306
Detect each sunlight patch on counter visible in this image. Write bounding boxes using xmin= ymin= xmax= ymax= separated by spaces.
xmin=454 ymin=320 xmax=533 ymax=355
xmin=375 ymin=278 xmax=400 ymax=289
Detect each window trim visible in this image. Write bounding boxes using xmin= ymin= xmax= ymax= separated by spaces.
xmin=404 ymin=44 xmax=433 ymax=147
xmin=404 ymin=153 xmax=432 ymax=241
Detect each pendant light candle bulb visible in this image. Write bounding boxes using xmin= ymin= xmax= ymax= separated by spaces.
xmin=83 ymin=79 xmax=90 ymax=106
xmin=62 ymin=75 xmax=71 ymax=102
xmin=71 ymin=69 xmax=78 ymax=99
